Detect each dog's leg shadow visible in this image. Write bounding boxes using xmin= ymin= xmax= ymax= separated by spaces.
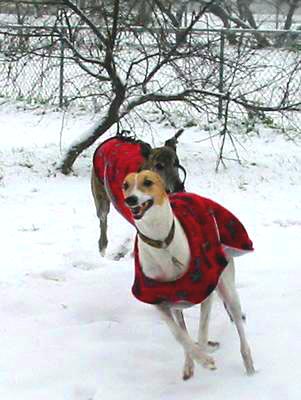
xmin=106 ymin=237 xmax=133 ymax=261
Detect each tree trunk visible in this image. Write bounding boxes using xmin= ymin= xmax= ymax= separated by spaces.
xmin=59 ymin=116 xmax=117 ymax=175
xmin=209 ymin=1 xmax=271 ymax=48
xmin=175 ymin=3 xmax=187 ymax=45
xmin=59 ymin=87 xmax=125 ymax=174
xmin=237 ymin=0 xmax=270 ymax=47
xmin=206 ymin=3 xmax=237 ymax=45
xmin=275 ymin=0 xmax=300 ymax=47
xmin=283 ymin=0 xmax=300 ymax=30
xmin=136 ymin=0 xmax=153 ymax=27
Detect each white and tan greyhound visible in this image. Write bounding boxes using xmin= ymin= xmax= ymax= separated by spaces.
xmin=122 ymin=170 xmax=255 ymax=380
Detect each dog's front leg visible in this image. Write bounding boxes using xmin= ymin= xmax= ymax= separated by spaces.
xmin=156 ymin=304 xmax=216 ymax=372
xmin=173 ymin=310 xmax=194 ymax=380
xmin=198 ymin=295 xmax=220 ymax=352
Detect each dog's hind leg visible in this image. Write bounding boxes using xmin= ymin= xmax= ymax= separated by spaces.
xmin=198 ymin=294 xmax=220 ymax=352
xmin=173 ymin=310 xmax=194 ymax=380
xmin=156 ymin=304 xmax=216 ymax=375
xmin=217 ymin=258 xmax=255 ymax=375
xmin=91 ymin=168 xmax=110 ymax=255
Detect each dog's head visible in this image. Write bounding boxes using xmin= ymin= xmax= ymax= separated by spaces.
xmin=123 ymin=170 xmax=168 ymax=220
xmin=140 ymin=131 xmax=186 ymax=193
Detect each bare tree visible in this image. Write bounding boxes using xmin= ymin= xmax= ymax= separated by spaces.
xmin=1 ymin=0 xmax=300 ymax=173
xmin=183 ymin=1 xmax=271 ymax=47
xmin=282 ymin=0 xmax=301 ymax=29
xmin=54 ymin=0 xmax=221 ymax=174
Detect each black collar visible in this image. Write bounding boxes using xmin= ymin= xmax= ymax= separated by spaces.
xmin=137 ymin=219 xmax=175 ymax=249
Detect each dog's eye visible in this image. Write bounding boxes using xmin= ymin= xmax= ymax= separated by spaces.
xmin=143 ymin=179 xmax=153 ymax=187
xmin=123 ymin=181 xmax=129 ymax=191
xmin=155 ymin=163 xmax=164 ymax=170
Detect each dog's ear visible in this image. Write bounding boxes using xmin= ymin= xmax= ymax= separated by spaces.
xmin=140 ymin=142 xmax=152 ymax=159
xmin=164 ymin=128 xmax=184 ymax=152
xmin=164 ymin=137 xmax=177 ymax=152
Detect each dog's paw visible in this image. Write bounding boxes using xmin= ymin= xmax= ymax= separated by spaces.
xmin=199 ymin=340 xmax=220 ymax=353
xmin=196 ymin=340 xmax=220 ymax=353
xmin=183 ymin=358 xmax=194 ymax=380
xmin=98 ymin=242 xmax=107 ymax=257
xmin=189 ymin=345 xmax=216 ymax=370
xmin=107 ymin=238 xmax=132 ymax=260
xmin=246 ymin=365 xmax=256 ymax=376
xmin=202 ymin=355 xmax=217 ymax=370
xmin=242 ymin=349 xmax=256 ymax=376
xmin=208 ymin=340 xmax=220 ymax=348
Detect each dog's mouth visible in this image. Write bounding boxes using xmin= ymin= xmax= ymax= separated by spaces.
xmin=129 ymin=199 xmax=154 ymax=220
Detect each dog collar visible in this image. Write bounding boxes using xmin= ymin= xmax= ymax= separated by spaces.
xmin=137 ymin=219 xmax=175 ymax=249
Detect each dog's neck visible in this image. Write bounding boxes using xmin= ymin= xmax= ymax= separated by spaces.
xmin=135 ymin=200 xmax=174 ymax=242
xmin=135 ymin=199 xmax=191 ymax=282
xmin=137 ymin=219 xmax=175 ymax=249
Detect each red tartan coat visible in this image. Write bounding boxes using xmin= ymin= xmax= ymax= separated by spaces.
xmin=93 ymin=136 xmax=147 ymax=224
xmin=132 ymin=192 xmax=254 ymax=306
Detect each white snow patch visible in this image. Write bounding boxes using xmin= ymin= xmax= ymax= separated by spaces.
xmin=0 ymin=104 xmax=301 ymax=399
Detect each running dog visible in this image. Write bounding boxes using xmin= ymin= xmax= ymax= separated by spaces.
xmin=122 ymin=170 xmax=255 ymax=380
xmin=91 ymin=131 xmax=186 ymax=255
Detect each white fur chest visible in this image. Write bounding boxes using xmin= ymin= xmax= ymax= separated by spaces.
xmin=137 ymin=218 xmax=190 ymax=282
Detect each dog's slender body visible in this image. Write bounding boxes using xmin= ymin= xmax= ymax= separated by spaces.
xmin=123 ymin=171 xmax=255 ymax=380
xmin=91 ymin=132 xmax=185 ymax=255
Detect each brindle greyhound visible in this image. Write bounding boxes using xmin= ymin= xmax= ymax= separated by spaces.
xmin=91 ymin=130 xmax=186 ymax=255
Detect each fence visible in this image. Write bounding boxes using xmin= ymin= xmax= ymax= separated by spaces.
xmin=0 ymin=24 xmax=94 ymax=108
xmin=216 ymin=28 xmax=301 ymax=132
xmin=0 ymin=24 xmax=300 ymax=132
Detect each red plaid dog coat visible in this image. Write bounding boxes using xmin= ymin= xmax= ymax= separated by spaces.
xmin=132 ymin=192 xmax=253 ymax=305
xmin=93 ymin=136 xmax=148 ymax=224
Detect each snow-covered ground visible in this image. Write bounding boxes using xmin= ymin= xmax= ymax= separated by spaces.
xmin=1 ymin=103 xmax=301 ymax=400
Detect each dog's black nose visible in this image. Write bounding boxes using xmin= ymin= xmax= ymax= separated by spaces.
xmin=125 ymin=195 xmax=139 ymax=207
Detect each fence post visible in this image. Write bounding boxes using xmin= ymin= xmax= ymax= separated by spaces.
xmin=59 ymin=33 xmax=65 ymax=108
xmin=218 ymin=29 xmax=225 ymax=120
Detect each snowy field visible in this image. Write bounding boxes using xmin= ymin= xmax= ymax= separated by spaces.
xmin=0 ymin=103 xmax=301 ymax=400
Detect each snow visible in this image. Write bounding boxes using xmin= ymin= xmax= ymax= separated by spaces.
xmin=1 ymin=103 xmax=301 ymax=400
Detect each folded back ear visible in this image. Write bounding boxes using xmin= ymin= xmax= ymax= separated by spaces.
xmin=164 ymin=128 xmax=184 ymax=152
xmin=140 ymin=142 xmax=152 ymax=159
xmin=164 ymin=137 xmax=177 ymax=152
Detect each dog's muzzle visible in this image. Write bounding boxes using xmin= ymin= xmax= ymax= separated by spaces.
xmin=125 ymin=197 xmax=154 ymax=220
